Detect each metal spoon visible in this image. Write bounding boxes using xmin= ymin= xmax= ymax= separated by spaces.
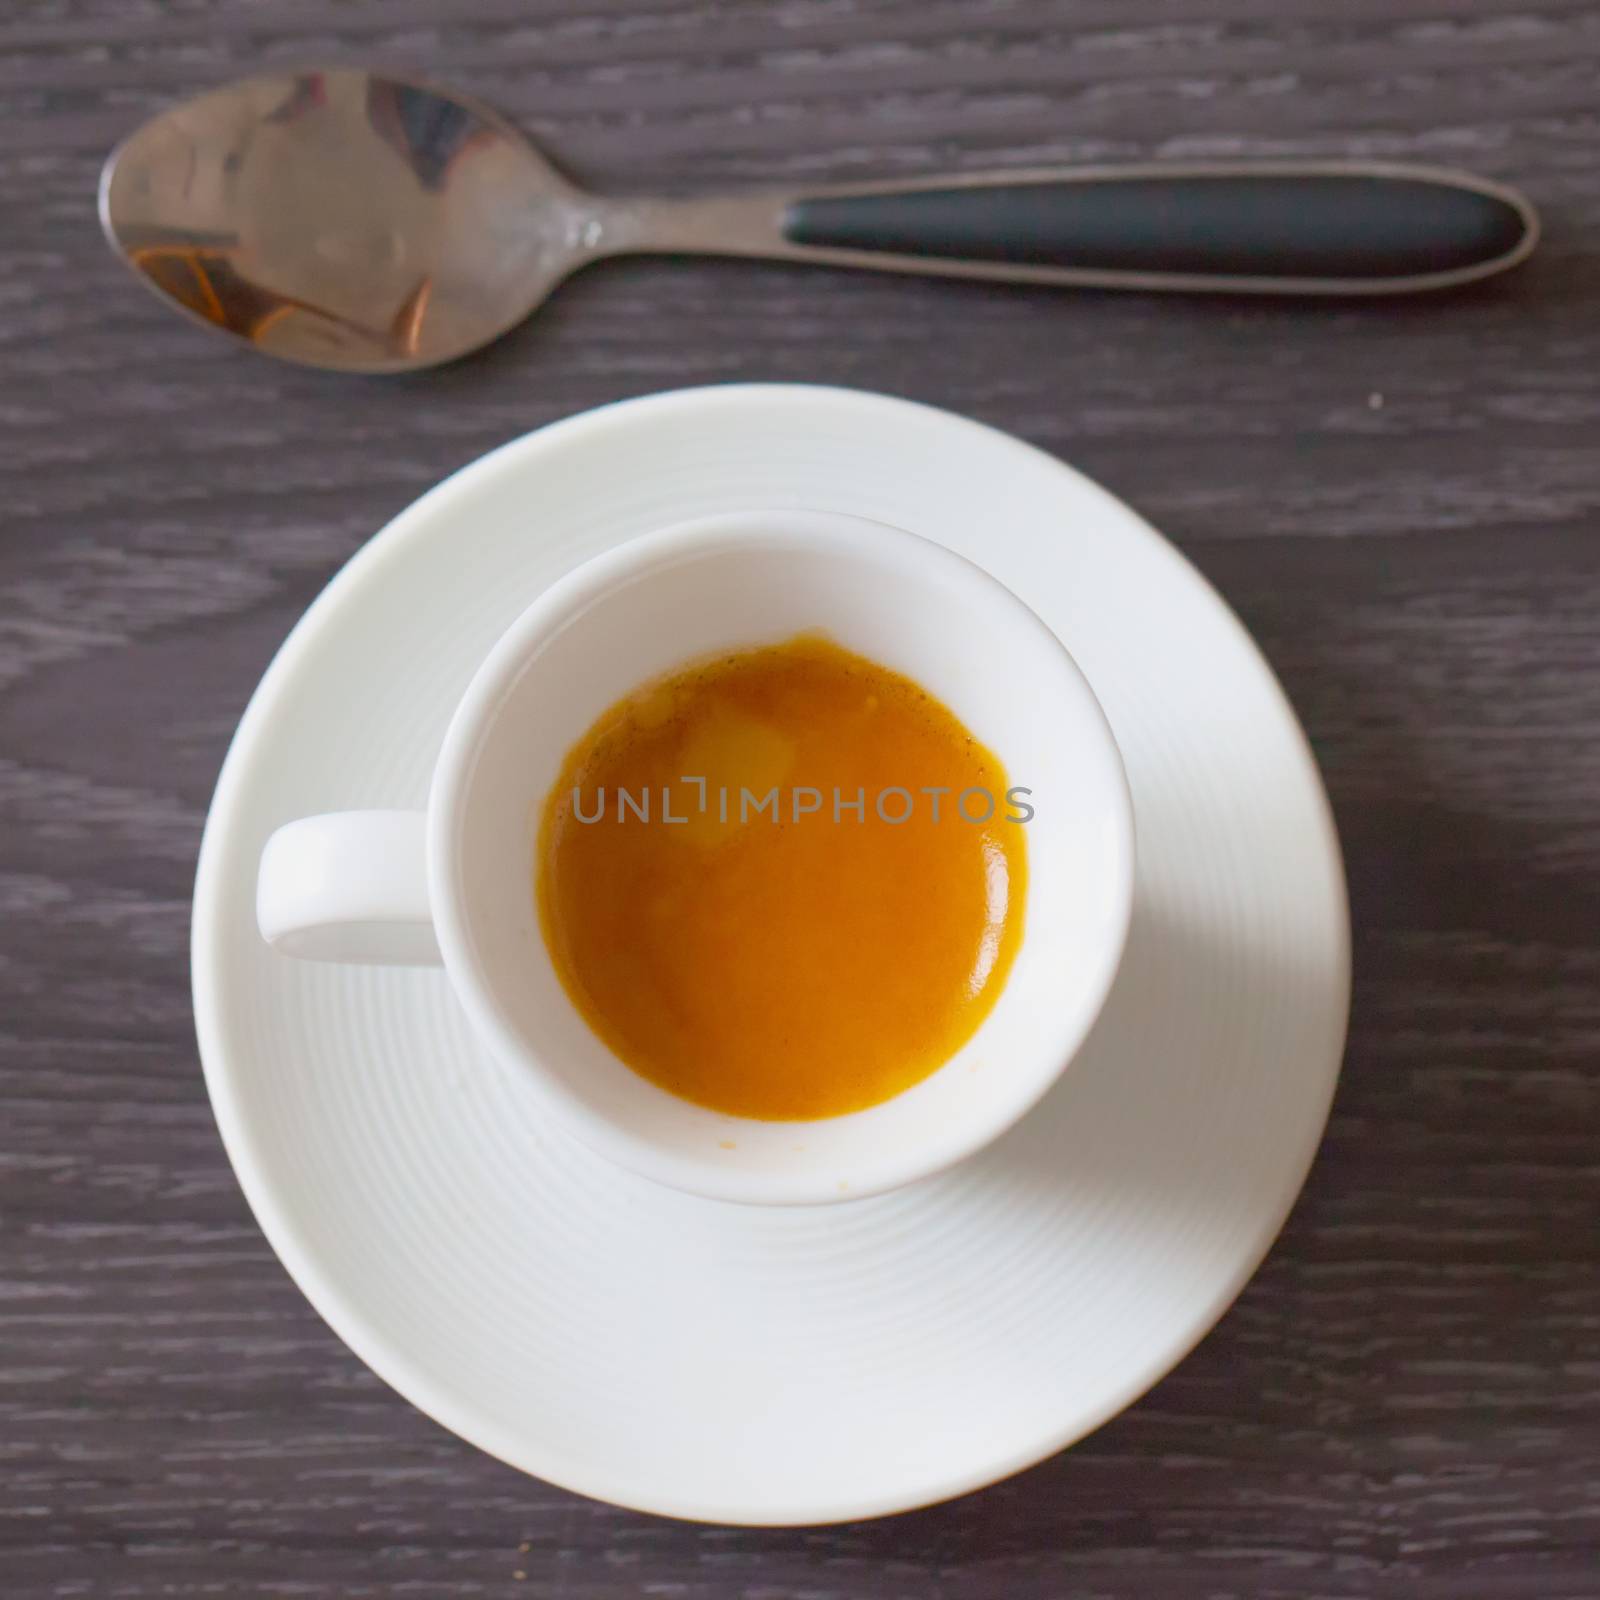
xmin=100 ymin=68 xmax=1540 ymax=374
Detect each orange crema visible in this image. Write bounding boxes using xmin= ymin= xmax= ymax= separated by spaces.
xmin=536 ymin=635 xmax=1026 ymax=1120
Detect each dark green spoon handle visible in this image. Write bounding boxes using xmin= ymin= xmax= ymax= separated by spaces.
xmin=777 ymin=163 xmax=1537 ymax=294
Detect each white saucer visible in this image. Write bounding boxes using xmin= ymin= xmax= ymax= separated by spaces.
xmin=192 ymin=385 xmax=1350 ymax=1526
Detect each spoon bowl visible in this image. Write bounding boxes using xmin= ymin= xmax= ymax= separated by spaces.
xmin=100 ymin=71 xmax=593 ymax=370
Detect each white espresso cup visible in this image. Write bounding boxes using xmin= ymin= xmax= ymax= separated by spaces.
xmin=256 ymin=509 xmax=1134 ymax=1205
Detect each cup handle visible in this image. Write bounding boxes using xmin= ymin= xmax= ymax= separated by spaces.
xmin=257 ymin=810 xmax=441 ymax=966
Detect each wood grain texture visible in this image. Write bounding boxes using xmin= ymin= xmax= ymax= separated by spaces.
xmin=3 ymin=1 xmax=1598 ymax=1595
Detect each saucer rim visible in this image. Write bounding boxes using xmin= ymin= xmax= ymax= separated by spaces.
xmin=191 ymin=382 xmax=1350 ymax=1525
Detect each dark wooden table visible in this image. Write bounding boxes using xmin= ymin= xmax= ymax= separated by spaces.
xmin=5 ymin=3 xmax=1599 ymax=1595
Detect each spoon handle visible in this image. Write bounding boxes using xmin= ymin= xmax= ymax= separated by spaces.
xmin=626 ymin=162 xmax=1537 ymax=295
